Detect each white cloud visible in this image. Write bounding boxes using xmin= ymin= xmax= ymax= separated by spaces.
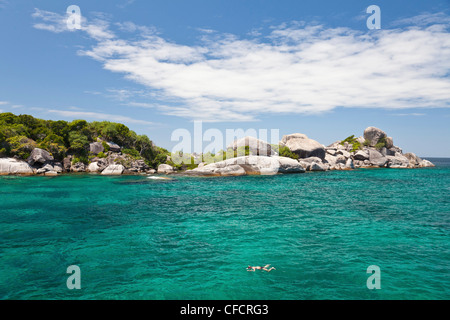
xmin=34 ymin=10 xmax=450 ymax=122
xmin=392 ymin=113 xmax=426 ymax=116
xmin=391 ymin=12 xmax=450 ymax=27
xmin=0 ymin=101 xmax=8 ymax=105
xmin=32 ymin=8 xmax=114 ymax=40
xmin=117 ymin=0 xmax=135 ymax=9
xmin=47 ymin=109 xmax=157 ymax=126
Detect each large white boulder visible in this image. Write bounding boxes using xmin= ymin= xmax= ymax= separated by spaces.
xmin=368 ymin=149 xmax=388 ymax=167
xmin=363 ymin=127 xmax=387 ymax=147
xmin=280 ymin=133 xmax=325 ymax=160
xmin=157 ymin=164 xmax=174 ymax=174
xmin=87 ymin=162 xmax=101 ymax=172
xmin=227 ymin=136 xmax=273 ymax=156
xmin=89 ymin=142 xmax=104 ymax=155
xmin=0 ymin=158 xmax=34 ymax=175
xmin=101 ymin=164 xmax=125 ymax=175
xmin=27 ymin=148 xmax=54 ymax=165
xmin=187 ymin=156 xmax=305 ymax=176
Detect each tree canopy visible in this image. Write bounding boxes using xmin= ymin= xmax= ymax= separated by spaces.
xmin=0 ymin=112 xmax=169 ymax=168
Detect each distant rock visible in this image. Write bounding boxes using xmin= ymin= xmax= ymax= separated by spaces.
xmin=280 ymin=133 xmax=325 ymax=160
xmin=336 ymin=155 xmax=347 ymax=165
xmin=420 ymin=159 xmax=435 ymax=168
xmin=345 ymin=158 xmax=355 ymax=170
xmin=87 ymin=162 xmax=101 ymax=173
xmin=53 ymin=162 xmax=63 ymax=173
xmin=106 ymin=141 xmax=121 ymax=152
xmin=186 ymin=156 xmax=305 ymax=176
xmin=158 ymin=164 xmax=174 ymax=174
xmin=27 ymin=148 xmax=54 ymax=166
xmin=309 ymin=162 xmax=327 ymax=171
xmin=44 ymin=171 xmax=59 ymax=176
xmin=324 ymin=154 xmax=337 ymax=167
xmin=89 ymin=142 xmax=104 ymax=155
xmin=36 ymin=163 xmax=61 ymax=175
xmin=63 ymin=156 xmax=72 ymax=172
xmin=368 ymin=149 xmax=388 ymax=167
xmin=385 ymin=137 xmax=394 ymax=149
xmin=101 ymin=164 xmax=125 ymax=175
xmin=354 ymin=150 xmax=369 ymax=161
xmin=70 ymin=162 xmax=86 ymax=172
xmin=364 ymin=127 xmax=387 ymax=147
xmin=299 ymin=157 xmax=326 ymax=171
xmin=336 ymin=149 xmax=351 ymax=158
xmin=128 ymin=159 xmax=150 ymax=173
xmin=386 ymin=154 xmax=409 ymax=168
xmin=227 ymin=136 xmax=273 ymax=156
xmin=0 ymin=158 xmax=34 ymax=175
xmin=404 ymin=153 xmax=422 ymax=167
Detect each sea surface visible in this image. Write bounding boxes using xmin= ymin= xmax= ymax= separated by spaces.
xmin=1 ymin=158 xmax=449 ymax=300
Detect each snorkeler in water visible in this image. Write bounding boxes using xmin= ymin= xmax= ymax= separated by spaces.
xmin=247 ymin=264 xmax=276 ymax=272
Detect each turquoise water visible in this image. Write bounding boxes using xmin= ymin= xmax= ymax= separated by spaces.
xmin=1 ymin=158 xmax=449 ymax=300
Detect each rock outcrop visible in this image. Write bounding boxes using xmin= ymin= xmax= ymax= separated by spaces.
xmin=27 ymin=148 xmax=54 ymax=166
xmin=280 ymin=133 xmax=325 ymax=160
xmin=0 ymin=158 xmax=34 ymax=175
xmin=364 ymin=127 xmax=387 ymax=147
xmin=87 ymin=162 xmax=101 ymax=172
xmin=158 ymin=164 xmax=174 ymax=174
xmin=70 ymin=162 xmax=86 ymax=173
xmin=89 ymin=142 xmax=104 ymax=155
xmin=106 ymin=141 xmax=121 ymax=152
xmin=101 ymin=164 xmax=125 ymax=175
xmin=227 ymin=136 xmax=273 ymax=156
xmin=0 ymin=126 xmax=435 ymax=176
xmin=186 ymin=156 xmax=305 ymax=176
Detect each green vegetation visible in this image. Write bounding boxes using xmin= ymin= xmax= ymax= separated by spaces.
xmin=0 ymin=112 xmax=168 ymax=168
xmin=276 ymin=145 xmax=299 ymax=160
xmin=72 ymin=156 xmax=88 ymax=165
xmin=374 ymin=137 xmax=387 ymax=150
xmin=96 ymin=151 xmax=107 ymax=158
xmin=102 ymin=141 xmax=110 ymax=152
xmin=340 ymin=135 xmax=362 ymax=153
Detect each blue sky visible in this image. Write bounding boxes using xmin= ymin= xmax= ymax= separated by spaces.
xmin=0 ymin=0 xmax=449 ymax=156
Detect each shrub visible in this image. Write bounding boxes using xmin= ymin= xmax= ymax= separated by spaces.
xmin=102 ymin=141 xmax=110 ymax=152
xmin=6 ymin=135 xmax=36 ymax=159
xmin=340 ymin=135 xmax=363 ymax=153
xmin=122 ymin=148 xmax=141 ymax=159
xmin=375 ymin=137 xmax=387 ymax=150
xmin=97 ymin=151 xmax=106 ymax=158
xmin=278 ymin=145 xmax=299 ymax=160
xmin=72 ymin=156 xmax=88 ymax=165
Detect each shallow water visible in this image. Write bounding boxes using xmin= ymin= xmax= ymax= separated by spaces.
xmin=1 ymin=158 xmax=449 ymax=299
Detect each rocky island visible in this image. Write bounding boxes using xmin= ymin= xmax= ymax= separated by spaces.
xmin=185 ymin=126 xmax=435 ymax=176
xmin=0 ymin=112 xmax=434 ymax=176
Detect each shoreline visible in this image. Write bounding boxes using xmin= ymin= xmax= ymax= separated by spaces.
xmin=0 ymin=160 xmax=439 ymax=177
xmin=0 ymin=125 xmax=437 ymax=177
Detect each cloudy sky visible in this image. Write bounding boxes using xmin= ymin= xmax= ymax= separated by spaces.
xmin=0 ymin=0 xmax=449 ymax=156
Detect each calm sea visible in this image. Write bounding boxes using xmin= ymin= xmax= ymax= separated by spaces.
xmin=1 ymin=158 xmax=449 ymax=299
